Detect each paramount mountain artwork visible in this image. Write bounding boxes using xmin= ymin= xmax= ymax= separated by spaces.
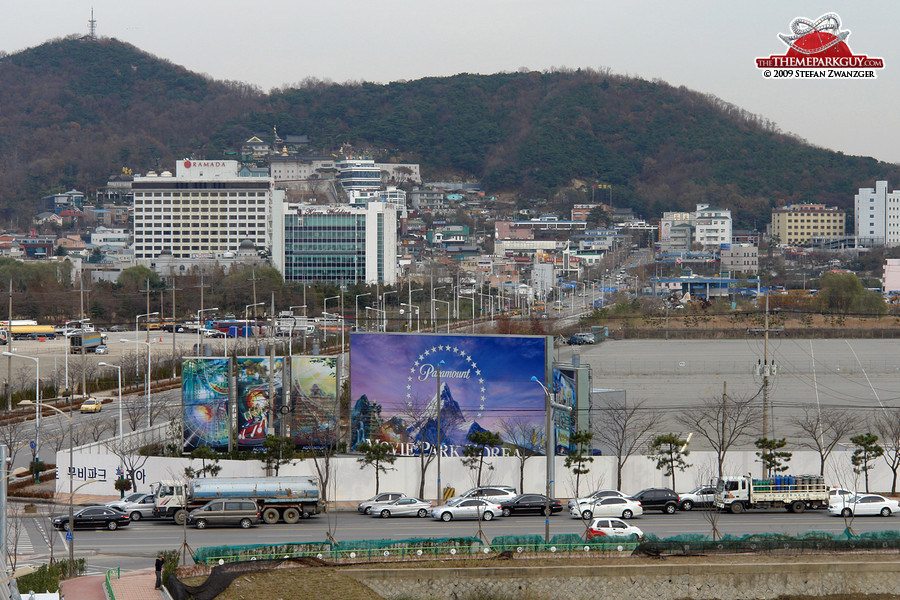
xmin=349 ymin=332 xmax=552 ymax=454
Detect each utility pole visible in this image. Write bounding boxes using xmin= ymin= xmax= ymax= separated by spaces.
xmin=80 ymin=275 xmax=86 ymax=398
xmin=249 ymin=268 xmax=259 ymax=354
xmin=170 ymin=279 xmax=181 ymax=380
xmin=268 ymin=292 xmax=276 ymax=438
xmin=749 ymin=294 xmax=782 ymax=476
xmin=6 ymin=280 xmax=11 ymax=411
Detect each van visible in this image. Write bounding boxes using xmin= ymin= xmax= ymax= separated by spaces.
xmin=187 ymin=498 xmax=260 ymax=529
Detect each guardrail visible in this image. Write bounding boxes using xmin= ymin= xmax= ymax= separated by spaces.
xmin=73 ymin=420 xmax=170 ymax=455
xmin=105 ymin=566 xmax=120 ymax=600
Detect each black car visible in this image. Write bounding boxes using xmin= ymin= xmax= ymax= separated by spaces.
xmin=500 ymin=494 xmax=563 ymax=517
xmin=52 ymin=506 xmax=131 ymax=531
xmin=630 ymin=488 xmax=680 ymax=514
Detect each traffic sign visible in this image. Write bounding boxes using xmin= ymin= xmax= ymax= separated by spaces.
xmin=29 ymin=441 xmax=35 ymax=450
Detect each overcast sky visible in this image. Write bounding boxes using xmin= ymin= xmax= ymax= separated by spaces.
xmin=4 ymin=1 xmax=898 ymax=165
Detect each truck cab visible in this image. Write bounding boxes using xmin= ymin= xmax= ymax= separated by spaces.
xmin=153 ymin=480 xmax=188 ymax=522
xmin=714 ymin=476 xmax=748 ymax=511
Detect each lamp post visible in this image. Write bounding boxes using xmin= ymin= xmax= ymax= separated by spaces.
xmin=289 ymin=305 xmax=306 ymax=356
xmin=244 ymin=302 xmax=264 ymax=355
xmin=355 ymin=293 xmax=371 ymax=332
xmin=323 ymin=296 xmax=339 ymax=347
xmin=436 ymin=360 xmax=444 ymax=504
xmin=98 ymin=362 xmax=123 ymax=455
xmin=136 ymin=311 xmax=159 ymax=344
xmin=120 ymin=339 xmax=151 ymax=428
xmin=196 ymin=307 xmax=219 ymax=356
xmin=20 ymin=398 xmax=75 ymax=577
xmin=380 ymin=291 xmax=397 ymax=331
xmin=430 ymin=286 xmax=446 ymax=328
xmin=431 ymin=299 xmax=451 ymax=333
xmin=3 ymin=352 xmax=39 ymax=455
xmin=531 ymin=375 xmax=572 ymax=544
xmin=408 ymin=288 xmax=423 ymax=331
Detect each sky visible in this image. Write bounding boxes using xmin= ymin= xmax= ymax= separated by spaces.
xmin=3 ymin=1 xmax=899 ymax=164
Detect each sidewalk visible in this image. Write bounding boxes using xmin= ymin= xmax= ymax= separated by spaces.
xmin=60 ymin=568 xmax=164 ymax=600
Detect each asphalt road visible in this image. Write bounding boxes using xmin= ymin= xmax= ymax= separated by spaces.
xmin=12 ymin=507 xmax=898 ymax=574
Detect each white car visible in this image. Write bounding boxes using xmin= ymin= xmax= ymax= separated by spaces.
xmin=104 ymin=493 xmax=157 ymax=521
xmin=827 ymin=494 xmax=900 ymax=518
xmin=585 ymin=518 xmax=644 ymax=540
xmin=431 ymin=498 xmax=502 ymax=521
xmin=447 ymin=486 xmax=517 ymax=505
xmin=571 ymin=496 xmax=643 ymax=520
xmin=678 ymin=485 xmax=716 ymax=510
xmin=828 ymin=487 xmax=855 ymax=507
xmin=567 ymin=489 xmax=628 ymax=511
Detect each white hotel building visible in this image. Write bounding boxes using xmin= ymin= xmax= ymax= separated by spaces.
xmin=132 ymin=160 xmax=278 ymax=262
xmin=855 ymin=181 xmax=900 ymax=247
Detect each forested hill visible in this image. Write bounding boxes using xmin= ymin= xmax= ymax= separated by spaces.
xmin=1 ymin=37 xmax=898 ymax=229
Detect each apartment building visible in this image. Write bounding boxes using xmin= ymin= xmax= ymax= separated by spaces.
xmin=771 ymin=204 xmax=846 ymax=245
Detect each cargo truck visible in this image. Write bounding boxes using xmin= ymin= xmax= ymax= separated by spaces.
xmin=714 ymin=474 xmax=828 ymax=513
xmin=69 ymin=331 xmax=105 ymax=353
xmin=153 ymin=476 xmax=323 ymax=525
xmin=5 ymin=325 xmax=57 ymax=340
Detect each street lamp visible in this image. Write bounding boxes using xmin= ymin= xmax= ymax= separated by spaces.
xmin=355 ymin=293 xmax=371 ymax=331
xmin=196 ymin=307 xmax=219 ymax=355
xmin=136 ymin=311 xmax=159 ymax=343
xmin=120 ymin=339 xmax=151 ymax=428
xmin=244 ymin=302 xmax=264 ymax=355
xmin=401 ymin=303 xmax=420 ymax=333
xmin=3 ymin=352 xmax=40 ymax=454
xmin=408 ymin=288 xmax=423 ymax=330
xmin=323 ymin=296 xmax=339 ymax=346
xmin=380 ymin=291 xmax=397 ymax=331
xmin=98 ymin=362 xmax=123 ymax=456
xmin=531 ymin=375 xmax=572 ymax=544
xmin=431 ymin=286 xmax=446 ymax=327
xmin=431 ymin=299 xmax=451 ymax=333
xmin=19 ymin=399 xmax=75 ymax=577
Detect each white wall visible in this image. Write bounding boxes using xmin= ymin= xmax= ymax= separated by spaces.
xmin=57 ymin=449 xmax=884 ymax=501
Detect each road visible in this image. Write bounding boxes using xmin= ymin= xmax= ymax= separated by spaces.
xmin=9 ymin=507 xmax=894 ymax=574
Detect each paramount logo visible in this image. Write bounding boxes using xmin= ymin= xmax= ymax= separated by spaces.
xmin=417 ymin=362 xmax=471 ymax=382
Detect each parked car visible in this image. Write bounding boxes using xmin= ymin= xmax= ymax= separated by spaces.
xmin=431 ymin=498 xmax=502 ymax=522
xmin=52 ymin=507 xmax=130 ymax=531
xmin=571 ymin=496 xmax=643 ymax=520
xmin=79 ymin=398 xmax=103 ymax=414
xmin=108 ymin=325 xmax=128 ymax=332
xmin=105 ymin=493 xmax=157 ymax=521
xmin=449 ymin=486 xmax=517 ymax=505
xmin=203 ymin=329 xmax=226 ymax=338
xmin=500 ymin=494 xmax=563 ymax=517
xmin=187 ymin=498 xmax=261 ymax=529
xmin=567 ymin=333 xmax=596 ymax=345
xmin=630 ymin=488 xmax=680 ymax=514
xmin=357 ymin=492 xmax=408 ymax=514
xmin=567 ymin=489 xmax=628 ymax=511
xmin=678 ymin=485 xmax=716 ymax=510
xmin=585 ymin=518 xmax=644 ymax=540
xmin=828 ymin=487 xmax=855 ymax=507
xmin=369 ymin=497 xmax=433 ymax=518
xmin=105 ymin=492 xmax=147 ymax=508
xmin=94 ymin=345 xmax=109 ymax=355
xmin=827 ymin=494 xmax=900 ymax=518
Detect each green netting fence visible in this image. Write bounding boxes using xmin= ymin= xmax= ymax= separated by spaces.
xmin=192 ymin=529 xmax=900 ymax=566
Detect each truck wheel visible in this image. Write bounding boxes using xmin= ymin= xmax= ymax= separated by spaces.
xmin=302 ymin=511 xmax=311 ymax=519
xmin=262 ymin=507 xmax=280 ymax=524
xmin=790 ymin=501 xmax=806 ymax=514
xmin=174 ymin=510 xmax=188 ymax=526
xmin=283 ymin=508 xmax=301 ymax=524
xmin=729 ymin=502 xmax=744 ymax=514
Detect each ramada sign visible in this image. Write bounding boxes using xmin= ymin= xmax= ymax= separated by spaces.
xmin=756 ymin=13 xmax=884 ymax=72
xmin=183 ymin=160 xmax=228 ymax=168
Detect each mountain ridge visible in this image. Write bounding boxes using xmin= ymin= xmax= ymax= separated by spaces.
xmin=1 ymin=36 xmax=897 ymax=229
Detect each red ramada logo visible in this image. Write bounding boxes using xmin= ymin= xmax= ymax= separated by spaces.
xmin=756 ymin=13 xmax=884 ymax=79
xmin=184 ymin=160 xmax=192 ymax=168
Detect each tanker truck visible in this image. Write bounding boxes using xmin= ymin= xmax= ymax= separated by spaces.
xmin=153 ymin=476 xmax=323 ymax=525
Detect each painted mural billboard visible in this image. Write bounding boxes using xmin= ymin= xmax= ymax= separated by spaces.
xmin=289 ymin=356 xmax=339 ymax=449
xmin=235 ymin=357 xmax=284 ymax=449
xmin=552 ymin=366 xmax=576 ymax=454
xmin=182 ymin=358 xmax=230 ymax=451
xmin=350 ymin=333 xmax=551 ymax=455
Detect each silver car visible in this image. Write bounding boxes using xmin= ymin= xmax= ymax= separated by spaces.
xmin=105 ymin=492 xmax=156 ymax=521
xmin=369 ymin=497 xmax=433 ymax=518
xmin=431 ymin=498 xmax=502 ymax=522
xmin=357 ymin=492 xmax=408 ymax=514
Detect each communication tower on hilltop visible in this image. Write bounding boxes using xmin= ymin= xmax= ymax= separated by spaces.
xmin=88 ymin=8 xmax=97 ymax=41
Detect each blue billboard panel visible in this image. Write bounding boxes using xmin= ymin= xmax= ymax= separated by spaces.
xmin=182 ymin=358 xmax=230 ymax=451
xmin=236 ymin=357 xmax=284 ymax=449
xmin=350 ymin=333 xmax=550 ymax=454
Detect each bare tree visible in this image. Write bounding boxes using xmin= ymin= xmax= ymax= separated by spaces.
xmin=401 ymin=394 xmax=437 ymax=500
xmin=5 ymin=508 xmax=24 ymax=571
xmin=105 ymin=436 xmax=151 ymax=493
xmin=790 ymin=406 xmax=854 ymax=476
xmin=593 ymin=397 xmax=661 ymax=491
xmin=0 ymin=422 xmax=27 ymax=473
xmin=676 ymin=385 xmax=759 ymax=479
xmin=875 ymin=408 xmax=900 ymax=493
xmin=45 ymin=418 xmax=70 ymax=454
xmin=500 ymin=416 xmax=542 ymax=493
xmin=86 ymin=414 xmax=112 ymax=442
xmin=124 ymin=396 xmax=147 ymax=432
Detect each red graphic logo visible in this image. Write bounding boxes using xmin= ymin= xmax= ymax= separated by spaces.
xmin=756 ymin=13 xmax=884 ymax=78
xmin=183 ymin=160 xmax=192 ymax=168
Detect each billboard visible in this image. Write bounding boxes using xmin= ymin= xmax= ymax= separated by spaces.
xmin=289 ymin=356 xmax=339 ymax=449
xmin=235 ymin=357 xmax=284 ymax=449
xmin=182 ymin=358 xmax=230 ymax=451
xmin=350 ymin=333 xmax=551 ymax=454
